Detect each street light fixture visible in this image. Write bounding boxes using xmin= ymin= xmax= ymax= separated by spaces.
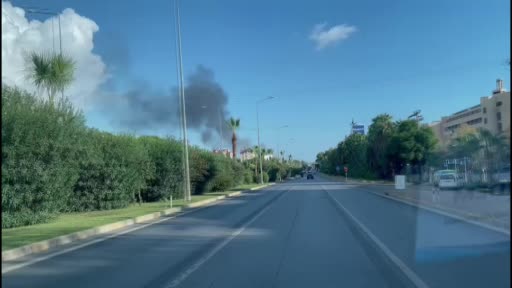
xmin=256 ymin=96 xmax=275 ymax=184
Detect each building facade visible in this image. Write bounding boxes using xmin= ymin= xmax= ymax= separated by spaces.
xmin=430 ymin=79 xmax=510 ymax=147
xmin=240 ymin=148 xmax=255 ymax=161
xmin=213 ymin=149 xmax=232 ymax=158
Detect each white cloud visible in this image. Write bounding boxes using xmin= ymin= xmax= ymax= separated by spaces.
xmin=1 ymin=1 xmax=107 ymax=110
xmin=309 ymin=23 xmax=357 ymax=50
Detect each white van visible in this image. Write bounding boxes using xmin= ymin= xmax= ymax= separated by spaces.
xmin=438 ymin=173 xmax=463 ymax=189
xmin=433 ymin=170 xmax=457 ymax=186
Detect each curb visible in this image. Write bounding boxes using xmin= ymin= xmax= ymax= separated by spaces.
xmin=2 ymin=184 xmax=272 ymax=262
xmin=368 ymin=190 xmax=510 ymax=236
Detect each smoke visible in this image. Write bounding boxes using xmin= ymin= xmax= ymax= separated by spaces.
xmin=108 ymin=65 xmax=236 ymax=146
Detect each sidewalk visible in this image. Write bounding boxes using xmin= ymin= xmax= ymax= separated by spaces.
xmin=320 ymin=173 xmax=510 ymax=233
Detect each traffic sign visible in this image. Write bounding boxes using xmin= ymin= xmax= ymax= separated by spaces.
xmin=344 ymin=166 xmax=348 ymax=173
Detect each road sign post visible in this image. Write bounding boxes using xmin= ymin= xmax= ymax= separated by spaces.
xmin=344 ymin=167 xmax=348 ymax=182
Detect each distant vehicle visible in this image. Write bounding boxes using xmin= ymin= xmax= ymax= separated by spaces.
xmin=307 ymin=172 xmax=314 ymax=180
xmin=433 ymin=169 xmax=457 ymax=186
xmin=438 ymin=173 xmax=463 ymax=189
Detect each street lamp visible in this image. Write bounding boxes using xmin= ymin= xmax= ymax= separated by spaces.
xmin=257 ymin=96 xmax=275 ymax=184
xmin=174 ymin=0 xmax=191 ymax=201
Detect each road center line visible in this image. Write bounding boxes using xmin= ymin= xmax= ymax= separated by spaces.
xmin=163 ymin=189 xmax=288 ymax=288
xmin=322 ymin=186 xmax=430 ymax=288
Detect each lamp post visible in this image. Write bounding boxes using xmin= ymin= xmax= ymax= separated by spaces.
xmin=174 ymin=0 xmax=191 ymax=201
xmin=257 ymin=96 xmax=275 ymax=184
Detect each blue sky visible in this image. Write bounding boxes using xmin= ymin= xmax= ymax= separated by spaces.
xmin=14 ymin=0 xmax=510 ymax=162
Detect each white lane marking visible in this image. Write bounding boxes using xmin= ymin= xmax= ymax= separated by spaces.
xmin=323 ymin=187 xmax=430 ymax=288
xmin=361 ymin=188 xmax=510 ymax=236
xmin=163 ymin=190 xmax=287 ymax=288
xmin=2 ymin=188 xmax=274 ymax=274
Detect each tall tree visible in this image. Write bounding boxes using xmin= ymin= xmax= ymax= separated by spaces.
xmin=388 ymin=120 xmax=437 ymax=176
xmin=25 ymin=52 xmax=75 ymax=103
xmin=367 ymin=114 xmax=395 ymax=178
xmin=227 ymin=118 xmax=240 ymax=158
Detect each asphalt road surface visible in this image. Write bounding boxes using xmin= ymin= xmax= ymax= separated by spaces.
xmin=2 ymin=177 xmax=510 ymax=288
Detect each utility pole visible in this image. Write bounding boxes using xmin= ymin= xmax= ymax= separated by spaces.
xmin=174 ymin=0 xmax=191 ymax=201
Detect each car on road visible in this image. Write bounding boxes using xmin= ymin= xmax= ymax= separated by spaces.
xmin=433 ymin=169 xmax=457 ymax=186
xmin=438 ymin=173 xmax=463 ymax=189
xmin=306 ymin=172 xmax=314 ymax=180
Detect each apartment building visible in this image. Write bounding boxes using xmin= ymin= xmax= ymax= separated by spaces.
xmin=430 ymin=79 xmax=510 ymax=147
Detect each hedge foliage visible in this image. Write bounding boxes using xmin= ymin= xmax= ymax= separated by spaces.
xmin=2 ymin=87 xmax=305 ymax=228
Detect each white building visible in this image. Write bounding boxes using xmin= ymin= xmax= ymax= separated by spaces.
xmin=240 ymin=148 xmax=255 ymax=161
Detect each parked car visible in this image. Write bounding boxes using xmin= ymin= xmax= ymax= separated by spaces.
xmin=307 ymin=172 xmax=314 ymax=180
xmin=438 ymin=173 xmax=463 ymax=189
xmin=433 ymin=169 xmax=457 ymax=186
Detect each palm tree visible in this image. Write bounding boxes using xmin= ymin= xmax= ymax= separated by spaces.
xmin=25 ymin=51 xmax=75 ymax=103
xmin=227 ymin=117 xmax=240 ymax=158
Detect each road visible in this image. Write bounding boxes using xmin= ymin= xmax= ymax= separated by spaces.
xmin=2 ymin=177 xmax=510 ymax=288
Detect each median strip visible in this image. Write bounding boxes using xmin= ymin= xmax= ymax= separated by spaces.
xmin=2 ymin=183 xmax=273 ymax=263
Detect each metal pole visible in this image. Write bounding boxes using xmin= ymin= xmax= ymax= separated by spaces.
xmin=175 ymin=0 xmax=191 ymax=201
xmin=58 ymin=15 xmax=62 ymax=55
xmin=257 ymin=103 xmax=263 ymax=184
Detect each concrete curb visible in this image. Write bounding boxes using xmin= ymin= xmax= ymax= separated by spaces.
xmin=2 ymin=184 xmax=272 ymax=262
xmin=368 ymin=190 xmax=510 ymax=236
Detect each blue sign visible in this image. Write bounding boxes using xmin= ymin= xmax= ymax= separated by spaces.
xmin=353 ymin=125 xmax=365 ymax=135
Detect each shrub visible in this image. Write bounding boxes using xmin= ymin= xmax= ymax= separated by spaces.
xmin=139 ymin=136 xmax=181 ymax=202
xmin=2 ymin=87 xmax=85 ymax=228
xmin=262 ymin=172 xmax=269 ymax=183
xmin=244 ymin=170 xmax=253 ymax=184
xmin=69 ymin=132 xmax=150 ymax=211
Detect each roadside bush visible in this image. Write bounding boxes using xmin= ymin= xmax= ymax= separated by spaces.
xmin=2 ymin=87 xmax=85 ymax=228
xmin=231 ymin=160 xmax=246 ymax=186
xmin=69 ymin=132 xmax=151 ymax=211
xmin=262 ymin=172 xmax=269 ymax=183
xmin=189 ymin=149 xmax=213 ymax=195
xmin=244 ymin=170 xmax=253 ymax=184
xmin=139 ymin=136 xmax=182 ymax=202
xmin=207 ymin=154 xmax=235 ymax=192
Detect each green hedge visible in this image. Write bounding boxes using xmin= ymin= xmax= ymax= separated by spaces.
xmin=2 ymin=87 xmax=85 ymax=227
xmin=1 ymin=87 xmax=256 ymax=228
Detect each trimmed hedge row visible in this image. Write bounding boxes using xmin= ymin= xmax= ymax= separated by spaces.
xmin=1 ymin=87 xmax=255 ymax=228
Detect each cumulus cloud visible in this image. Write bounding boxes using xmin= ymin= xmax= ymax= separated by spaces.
xmin=1 ymin=1 xmax=107 ymax=110
xmin=309 ymin=23 xmax=357 ymax=50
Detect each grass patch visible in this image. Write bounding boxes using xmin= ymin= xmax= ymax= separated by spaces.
xmin=2 ymin=184 xmax=267 ymax=251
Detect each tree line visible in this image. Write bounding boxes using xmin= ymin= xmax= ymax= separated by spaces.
xmin=317 ymin=113 xmax=510 ymax=185
xmin=316 ymin=114 xmax=438 ymax=180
